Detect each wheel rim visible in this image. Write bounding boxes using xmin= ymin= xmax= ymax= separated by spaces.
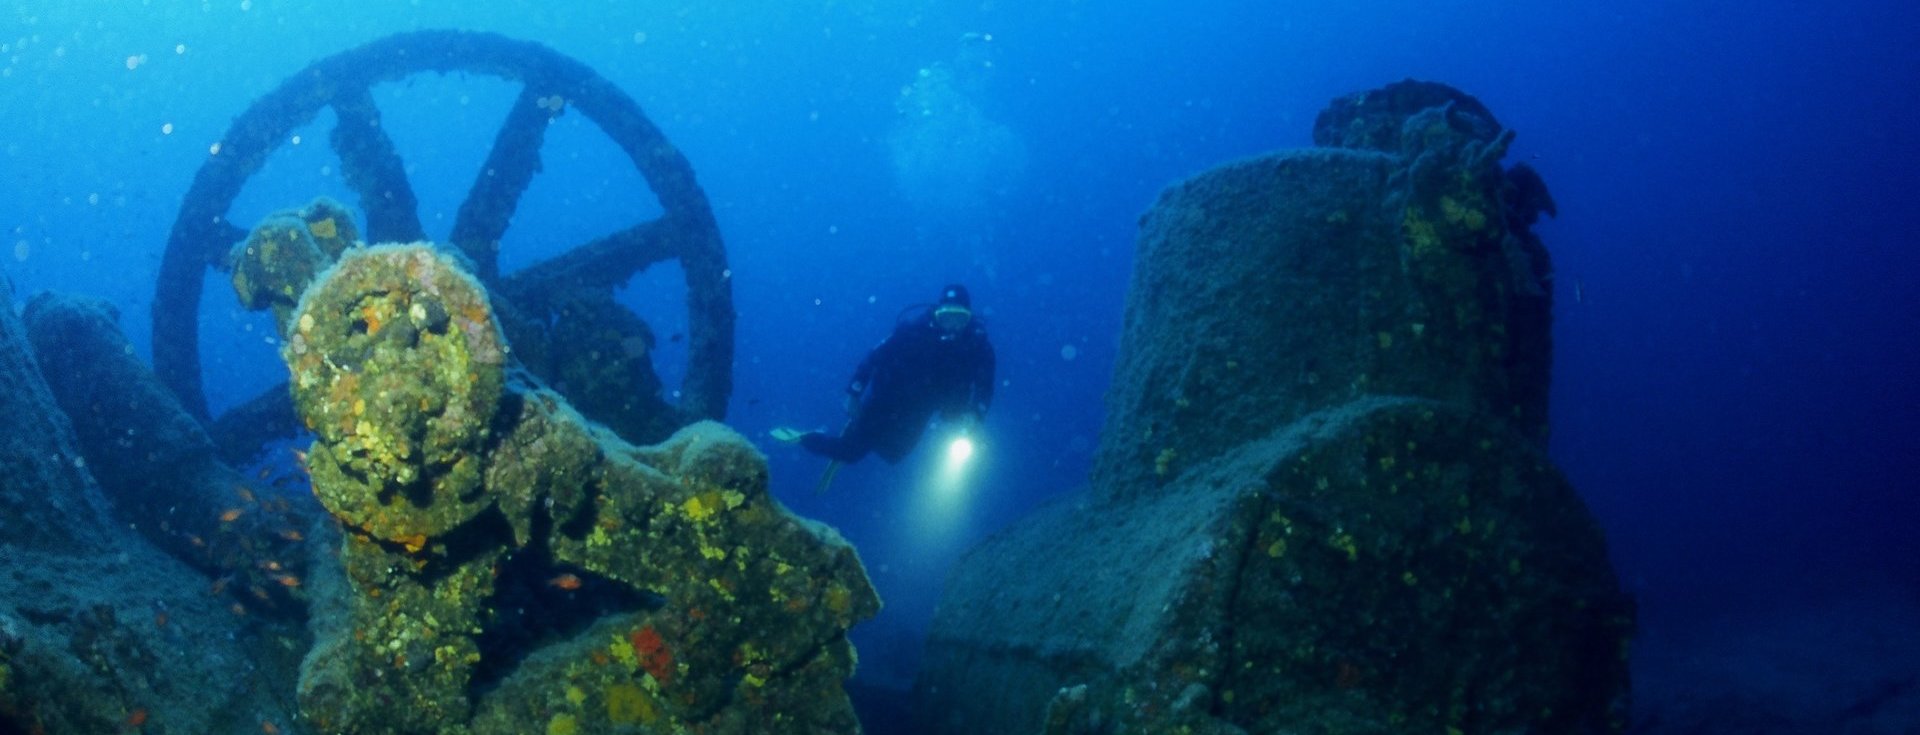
xmin=153 ymin=30 xmax=733 ymax=426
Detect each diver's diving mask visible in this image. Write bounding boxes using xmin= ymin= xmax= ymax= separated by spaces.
xmin=933 ymin=304 xmax=972 ymax=332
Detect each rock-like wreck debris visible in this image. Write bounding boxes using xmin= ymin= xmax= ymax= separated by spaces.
xmin=0 ymin=273 xmax=305 ymax=734
xmin=918 ymin=79 xmax=1632 ymax=735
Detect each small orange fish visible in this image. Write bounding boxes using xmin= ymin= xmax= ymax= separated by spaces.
xmin=154 ymin=612 xmax=168 ymax=628
xmin=229 ymin=602 xmax=248 ymax=616
xmin=275 ymin=575 xmax=302 ymax=588
xmin=257 ymin=560 xmax=282 ymax=572
xmin=219 ymin=508 xmax=244 ymax=523
xmin=187 ymin=534 xmax=206 ymax=548
xmin=547 ymin=573 xmax=583 ymax=591
xmin=278 ymin=529 xmax=305 ymax=542
xmin=125 ymin=708 xmax=148 ymax=728
xmin=400 ymin=534 xmax=428 ymax=554
xmin=235 ymin=485 xmax=256 ymax=504
xmin=261 ymin=721 xmax=280 ymax=734
xmin=210 ymin=576 xmax=231 ymax=596
xmin=250 ymin=586 xmax=270 ymax=601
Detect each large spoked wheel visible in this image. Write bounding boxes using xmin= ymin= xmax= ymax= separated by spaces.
xmin=153 ymin=30 xmax=732 ymax=427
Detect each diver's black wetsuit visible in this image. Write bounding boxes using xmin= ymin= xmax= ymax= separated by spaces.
xmin=800 ymin=310 xmax=995 ymax=464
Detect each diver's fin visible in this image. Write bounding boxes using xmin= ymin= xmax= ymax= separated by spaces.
xmin=814 ymin=461 xmax=841 ymax=495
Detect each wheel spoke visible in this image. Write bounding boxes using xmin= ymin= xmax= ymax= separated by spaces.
xmin=450 ymin=85 xmax=561 ymax=284
xmin=501 ymin=217 xmax=679 ymax=307
xmin=330 ymin=88 xmax=427 ymax=245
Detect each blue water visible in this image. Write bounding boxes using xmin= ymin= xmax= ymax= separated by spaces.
xmin=5 ymin=0 xmax=1917 ymax=725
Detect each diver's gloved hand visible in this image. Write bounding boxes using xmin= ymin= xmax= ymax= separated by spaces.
xmin=770 ymin=427 xmax=806 ymax=444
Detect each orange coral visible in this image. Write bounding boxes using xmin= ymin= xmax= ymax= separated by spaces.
xmin=359 ymin=304 xmax=383 ymax=335
xmin=630 ymin=625 xmax=673 ymax=683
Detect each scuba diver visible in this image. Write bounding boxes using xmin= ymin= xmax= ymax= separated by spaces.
xmin=773 ymin=284 xmax=995 ymax=489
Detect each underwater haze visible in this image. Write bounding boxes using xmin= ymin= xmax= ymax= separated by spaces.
xmin=4 ymin=0 xmax=1918 ymax=732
